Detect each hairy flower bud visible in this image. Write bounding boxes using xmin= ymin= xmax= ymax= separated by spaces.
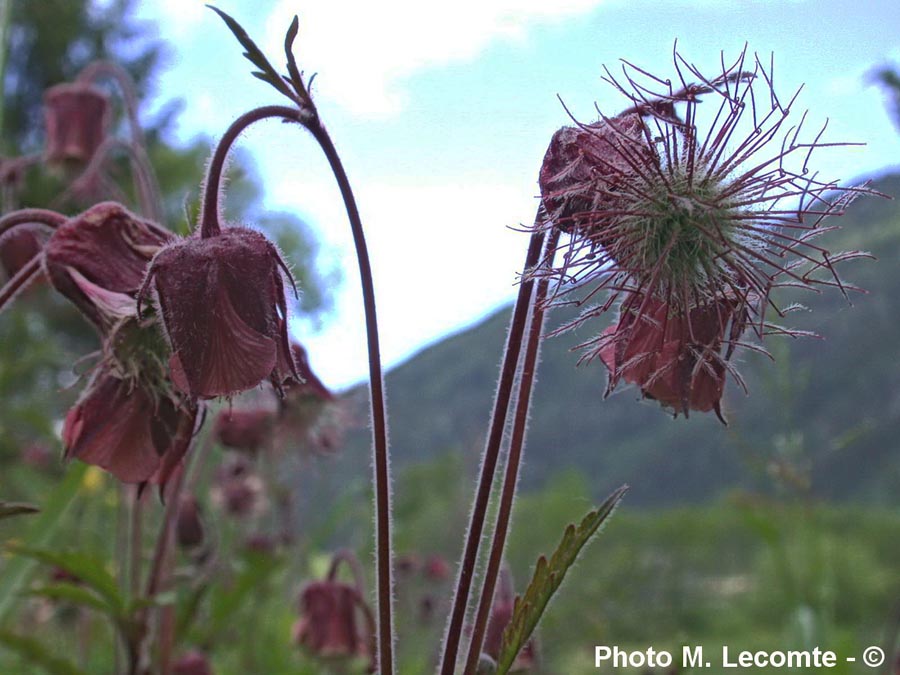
xmin=140 ymin=227 xmax=297 ymax=399
xmin=43 ymin=82 xmax=110 ymax=167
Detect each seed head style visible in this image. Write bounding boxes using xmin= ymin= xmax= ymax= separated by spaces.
xmin=535 ymin=47 xmax=872 ymax=417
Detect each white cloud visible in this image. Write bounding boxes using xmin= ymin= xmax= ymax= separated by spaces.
xmin=263 ymin=0 xmax=604 ymax=117
xmin=268 ymin=173 xmax=539 ymax=389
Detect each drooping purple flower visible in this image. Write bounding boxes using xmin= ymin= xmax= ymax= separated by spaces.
xmin=43 ymin=201 xmax=172 ymax=328
xmin=214 ymin=408 xmax=275 ymax=454
xmin=62 ymin=367 xmax=197 ymax=485
xmin=292 ymin=550 xmax=375 ymax=671
xmin=533 ymin=47 xmax=874 ymax=416
xmin=140 ymin=226 xmax=297 ymax=400
xmin=43 ymin=82 xmax=110 ymax=168
xmin=172 ymin=651 xmax=214 ymax=675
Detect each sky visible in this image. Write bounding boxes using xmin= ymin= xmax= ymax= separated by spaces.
xmin=135 ymin=0 xmax=900 ymax=391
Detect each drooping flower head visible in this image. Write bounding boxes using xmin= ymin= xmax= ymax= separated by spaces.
xmin=172 ymin=651 xmax=214 ymax=675
xmin=535 ymin=46 xmax=873 ymax=418
xmin=292 ymin=550 xmax=375 ymax=672
xmin=43 ymin=201 xmax=172 ymax=329
xmin=62 ymin=364 xmax=197 ymax=485
xmin=214 ymin=407 xmax=276 ymax=454
xmin=139 ymin=226 xmax=298 ymax=400
xmin=43 ymin=82 xmax=111 ymax=168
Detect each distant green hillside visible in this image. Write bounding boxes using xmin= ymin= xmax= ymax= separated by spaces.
xmin=346 ymin=172 xmax=900 ymax=506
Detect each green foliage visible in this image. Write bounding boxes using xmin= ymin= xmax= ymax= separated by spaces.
xmin=0 ymin=463 xmax=86 ymax=621
xmin=0 ymin=502 xmax=39 ymax=519
xmin=496 ymin=485 xmax=627 ymax=674
xmin=207 ymin=5 xmax=296 ymax=103
xmin=7 ymin=544 xmax=124 ymax=614
xmin=0 ymin=629 xmax=88 ymax=675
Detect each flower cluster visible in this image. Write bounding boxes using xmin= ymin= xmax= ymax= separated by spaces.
xmin=534 ymin=47 xmax=871 ymax=419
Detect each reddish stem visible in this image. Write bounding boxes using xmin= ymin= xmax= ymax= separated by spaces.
xmin=199 ymin=105 xmax=302 ymax=238
xmin=439 ymin=225 xmax=546 ymax=675
xmin=305 ymin=120 xmax=395 ymax=675
xmin=0 ymin=209 xmax=65 ymax=237
xmin=463 ymin=228 xmax=558 ymax=674
xmin=0 ymin=256 xmax=41 ymax=312
xmin=199 ymin=102 xmax=395 ymax=672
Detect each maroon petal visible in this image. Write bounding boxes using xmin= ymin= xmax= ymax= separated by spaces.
xmin=45 ymin=202 xmax=171 ymax=328
xmin=167 ymin=282 xmax=277 ymax=398
xmin=63 ymin=374 xmax=161 ymax=483
xmin=43 ymin=82 xmax=110 ymax=166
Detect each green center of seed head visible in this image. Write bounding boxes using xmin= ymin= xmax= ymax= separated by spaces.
xmin=636 ymin=168 xmax=737 ymax=293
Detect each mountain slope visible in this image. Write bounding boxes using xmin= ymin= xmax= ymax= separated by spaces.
xmin=345 ymin=172 xmax=900 ymax=506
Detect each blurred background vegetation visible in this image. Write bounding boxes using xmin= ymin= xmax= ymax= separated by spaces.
xmin=0 ymin=1 xmax=898 ymax=674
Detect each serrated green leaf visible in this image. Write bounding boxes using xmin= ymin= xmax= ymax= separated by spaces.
xmin=0 ymin=629 xmax=90 ymax=675
xmin=25 ymin=582 xmax=116 ymax=617
xmin=207 ymin=5 xmax=294 ymax=100
xmin=496 ymin=485 xmax=628 ymax=674
xmin=6 ymin=544 xmax=124 ymax=615
xmin=0 ymin=500 xmax=39 ymax=519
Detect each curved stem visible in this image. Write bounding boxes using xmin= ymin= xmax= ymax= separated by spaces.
xmin=0 ymin=255 xmax=41 ymax=313
xmin=328 ymin=548 xmax=367 ymax=595
xmin=439 ymin=224 xmax=546 ymax=675
xmin=77 ymin=60 xmax=146 ymax=148
xmin=305 ymin=119 xmax=395 ymax=675
xmin=0 ymin=209 xmax=65 ymax=238
xmin=463 ymin=228 xmax=558 ymax=674
xmin=199 ymin=105 xmax=302 ymax=238
xmin=199 ymin=101 xmax=394 ymax=672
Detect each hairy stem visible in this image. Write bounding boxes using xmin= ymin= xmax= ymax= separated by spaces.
xmin=199 ymin=101 xmax=395 ymax=671
xmin=199 ymin=105 xmax=303 ymax=238
xmin=439 ymin=224 xmax=546 ymax=675
xmin=0 ymin=209 xmax=66 ymax=237
xmin=463 ymin=227 xmax=557 ymax=674
xmin=0 ymin=256 xmax=41 ymax=313
xmin=305 ymin=120 xmax=395 ymax=675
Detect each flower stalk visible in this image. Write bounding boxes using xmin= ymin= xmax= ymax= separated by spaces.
xmin=463 ymin=226 xmax=558 ymax=674
xmin=439 ymin=224 xmax=546 ymax=675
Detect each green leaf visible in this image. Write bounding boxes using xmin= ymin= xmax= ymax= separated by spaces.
xmin=6 ymin=544 xmax=125 ymax=615
xmin=24 ymin=582 xmax=112 ymax=615
xmin=206 ymin=5 xmax=295 ymax=100
xmin=0 ymin=463 xmax=87 ymax=621
xmin=496 ymin=485 xmax=628 ymax=674
xmin=0 ymin=500 xmax=39 ymax=519
xmin=0 ymin=629 xmax=90 ymax=675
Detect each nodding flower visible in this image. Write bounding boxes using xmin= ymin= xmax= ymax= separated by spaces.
xmin=62 ymin=366 xmax=197 ymax=486
xmin=292 ymin=550 xmax=376 ymax=672
xmin=43 ymin=82 xmax=110 ymax=168
xmin=43 ymin=202 xmax=172 ymax=329
xmin=139 ymin=225 xmax=298 ymax=400
xmin=533 ymin=46 xmax=874 ymax=418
